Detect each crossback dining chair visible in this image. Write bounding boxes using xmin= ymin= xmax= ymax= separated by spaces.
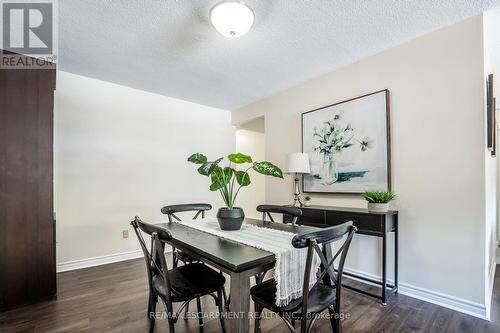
xmin=160 ymin=203 xmax=212 ymax=268
xmin=131 ymin=216 xmax=226 ymax=333
xmin=250 ymin=221 xmax=356 ymax=333
xmin=257 ymin=205 xmax=302 ymax=226
xmin=160 ymin=203 xmax=229 ymax=311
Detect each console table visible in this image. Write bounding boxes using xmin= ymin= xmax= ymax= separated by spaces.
xmin=283 ymin=205 xmax=398 ymax=304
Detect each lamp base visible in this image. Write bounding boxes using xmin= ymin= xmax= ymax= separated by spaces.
xmin=292 ymin=175 xmax=303 ymax=207
xmin=292 ymin=197 xmax=303 ymax=207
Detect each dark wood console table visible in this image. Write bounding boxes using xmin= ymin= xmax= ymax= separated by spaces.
xmin=284 ymin=205 xmax=398 ymax=304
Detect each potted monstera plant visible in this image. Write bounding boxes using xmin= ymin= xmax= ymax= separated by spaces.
xmin=188 ymin=153 xmax=283 ymax=230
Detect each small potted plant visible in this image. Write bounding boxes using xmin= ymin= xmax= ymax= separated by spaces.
xmin=363 ymin=191 xmax=396 ymax=212
xmin=304 ymin=196 xmax=312 ymax=207
xmin=188 ymin=152 xmax=283 ymax=230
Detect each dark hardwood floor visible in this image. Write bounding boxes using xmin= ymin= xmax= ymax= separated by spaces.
xmin=1 ymin=256 xmax=499 ymax=333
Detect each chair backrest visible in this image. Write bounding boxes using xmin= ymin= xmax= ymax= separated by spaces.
xmin=160 ymin=203 xmax=212 ymax=222
xmin=291 ymin=221 xmax=356 ymax=318
xmin=130 ymin=216 xmax=173 ymax=302
xmin=256 ymin=204 xmax=302 ymax=225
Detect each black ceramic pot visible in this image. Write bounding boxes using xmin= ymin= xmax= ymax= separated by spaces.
xmin=216 ymin=207 xmax=244 ymax=231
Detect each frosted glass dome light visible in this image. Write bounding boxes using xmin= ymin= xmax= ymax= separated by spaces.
xmin=210 ymin=1 xmax=254 ymax=38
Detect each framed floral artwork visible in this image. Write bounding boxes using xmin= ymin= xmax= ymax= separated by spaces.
xmin=302 ymin=90 xmax=391 ymax=194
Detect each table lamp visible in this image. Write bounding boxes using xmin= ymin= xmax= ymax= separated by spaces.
xmin=284 ymin=153 xmax=311 ymax=207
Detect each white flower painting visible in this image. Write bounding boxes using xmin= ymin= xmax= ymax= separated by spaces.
xmin=302 ymin=90 xmax=391 ymax=193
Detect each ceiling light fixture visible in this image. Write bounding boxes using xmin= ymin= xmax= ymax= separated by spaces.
xmin=210 ymin=1 xmax=254 ymax=38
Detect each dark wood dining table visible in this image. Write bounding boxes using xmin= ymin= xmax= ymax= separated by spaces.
xmin=157 ymin=217 xmax=319 ymax=333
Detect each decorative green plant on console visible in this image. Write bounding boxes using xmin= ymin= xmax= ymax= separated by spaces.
xmin=362 ymin=191 xmax=396 ymax=203
xmin=363 ymin=190 xmax=396 ymax=213
xmin=188 ymin=152 xmax=283 ymax=208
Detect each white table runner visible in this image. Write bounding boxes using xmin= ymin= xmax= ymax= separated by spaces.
xmin=175 ymin=218 xmax=320 ymax=307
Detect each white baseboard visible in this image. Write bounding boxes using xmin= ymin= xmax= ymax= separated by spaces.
xmin=343 ymin=267 xmax=488 ymax=320
xmin=57 ymin=245 xmax=174 ymax=273
xmin=57 ymin=250 xmax=144 ymax=272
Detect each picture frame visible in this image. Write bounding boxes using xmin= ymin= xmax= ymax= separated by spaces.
xmin=301 ymin=90 xmax=391 ymax=194
xmin=487 ymin=74 xmax=494 ymax=151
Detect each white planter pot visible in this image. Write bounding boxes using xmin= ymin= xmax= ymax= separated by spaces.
xmin=367 ymin=202 xmax=389 ymax=212
xmin=304 ymin=200 xmax=311 ymax=207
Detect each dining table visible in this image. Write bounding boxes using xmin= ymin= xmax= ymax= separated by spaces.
xmin=157 ymin=217 xmax=320 ymax=333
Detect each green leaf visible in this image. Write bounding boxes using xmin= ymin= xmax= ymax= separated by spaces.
xmin=253 ymin=161 xmax=283 ymax=178
xmin=228 ymin=153 xmax=253 ymax=164
xmin=187 ymin=153 xmax=207 ymax=164
xmin=211 ymin=166 xmax=234 ymax=184
xmin=223 ymin=167 xmax=235 ymax=180
xmin=210 ymin=181 xmax=222 ymax=191
xmin=235 ymin=170 xmax=251 ymax=186
xmin=197 ymin=157 xmax=223 ymax=176
xmin=210 ymin=166 xmax=223 ymax=183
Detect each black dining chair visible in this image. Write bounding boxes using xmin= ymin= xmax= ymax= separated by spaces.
xmin=250 ymin=221 xmax=356 ymax=333
xmin=131 ymin=216 xmax=226 ymax=333
xmin=161 ymin=203 xmax=231 ymax=311
xmin=257 ymin=205 xmax=302 ymax=226
xmin=161 ymin=203 xmax=212 ymax=268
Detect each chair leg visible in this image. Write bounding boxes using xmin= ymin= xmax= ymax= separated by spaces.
xmin=306 ymin=315 xmax=319 ymax=333
xmin=147 ymin=292 xmax=157 ymax=333
xmin=196 ymin=296 xmax=203 ymax=326
xmin=251 ymin=269 xmax=267 ymax=330
xmin=328 ymin=307 xmax=341 ymax=333
xmin=254 ymin=303 xmax=263 ymax=333
xmin=183 ymin=300 xmax=190 ymax=320
xmin=278 ymin=313 xmax=296 ymax=333
xmin=217 ymin=288 xmax=227 ymax=333
xmin=300 ymin=316 xmax=307 ymax=333
xmin=167 ymin=317 xmax=175 ymax=333
xmin=147 ymin=290 xmax=156 ymax=316
xmin=162 ymin=298 xmax=175 ymax=333
xmin=219 ymin=271 xmax=230 ymax=310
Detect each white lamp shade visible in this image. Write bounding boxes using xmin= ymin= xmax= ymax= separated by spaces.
xmin=285 ymin=153 xmax=311 ymax=174
xmin=210 ymin=1 xmax=254 ymax=38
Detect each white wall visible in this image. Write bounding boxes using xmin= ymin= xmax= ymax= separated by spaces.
xmin=235 ymin=128 xmax=266 ymax=219
xmin=234 ymin=16 xmax=492 ymax=316
xmin=484 ymin=11 xmax=499 ymax=316
xmin=484 ymin=5 xmax=500 ymax=99
xmin=55 ymin=71 xmax=235 ymax=264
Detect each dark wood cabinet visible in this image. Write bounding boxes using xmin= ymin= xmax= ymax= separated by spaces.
xmin=0 ymin=53 xmax=56 ymax=310
xmin=284 ymin=205 xmax=398 ymax=303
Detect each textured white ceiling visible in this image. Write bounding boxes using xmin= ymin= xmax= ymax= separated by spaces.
xmin=59 ymin=0 xmax=500 ymax=110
